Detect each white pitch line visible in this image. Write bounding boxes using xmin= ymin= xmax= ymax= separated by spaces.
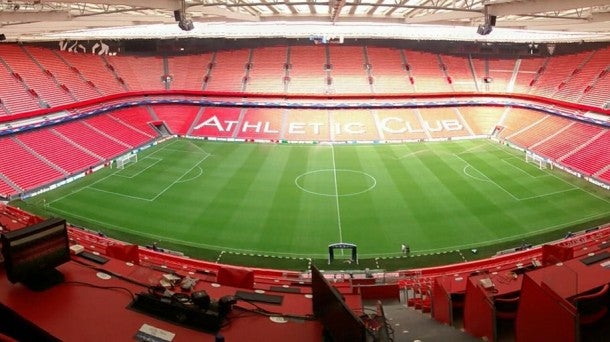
xmin=487 ymin=140 xmax=610 ymax=204
xmin=330 ymin=144 xmax=344 ymax=245
xmin=454 ymin=153 xmax=520 ymax=201
xmin=500 ymin=158 xmax=547 ymax=179
xmin=456 ymin=142 xmax=492 ymax=155
xmin=393 ymin=149 xmax=427 ymax=160
xmin=87 ymin=186 xmax=154 ymax=201
xmin=458 ymin=153 xmax=583 ymax=202
xmin=49 ymin=166 xmax=123 ymax=205
xmin=150 ymin=154 xmax=211 ymax=201
xmin=114 ymin=157 xmax=162 ymax=179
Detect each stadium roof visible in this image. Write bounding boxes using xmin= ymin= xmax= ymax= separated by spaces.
xmin=1 ymin=0 xmax=610 ymax=42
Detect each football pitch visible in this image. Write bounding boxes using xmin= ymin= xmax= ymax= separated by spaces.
xmin=20 ymin=138 xmax=610 ymax=268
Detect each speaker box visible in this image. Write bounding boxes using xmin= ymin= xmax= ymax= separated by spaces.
xmin=174 ymin=9 xmax=183 ymax=22
xmin=178 ymin=19 xmax=194 ymax=31
xmin=488 ymin=15 xmax=497 ymax=26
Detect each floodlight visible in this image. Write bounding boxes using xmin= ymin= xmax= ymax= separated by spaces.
xmin=477 ymin=24 xmax=492 ymax=36
xmin=477 ymin=9 xmax=496 ymax=36
xmin=179 ymin=19 xmax=194 ymax=31
xmin=174 ymin=1 xmax=194 ymax=32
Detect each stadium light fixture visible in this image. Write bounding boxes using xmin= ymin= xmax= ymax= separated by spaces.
xmin=178 ymin=18 xmax=194 ymax=31
xmin=477 ymin=24 xmax=492 ymax=35
xmin=477 ymin=6 xmax=496 ymax=36
xmin=528 ymin=43 xmax=539 ymax=55
xmin=175 ymin=1 xmax=194 ymax=31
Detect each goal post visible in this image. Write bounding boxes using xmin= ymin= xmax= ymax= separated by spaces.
xmin=114 ymin=153 xmax=138 ymax=169
xmin=525 ymin=151 xmax=551 ymax=170
xmin=328 ymin=243 xmax=358 ymax=265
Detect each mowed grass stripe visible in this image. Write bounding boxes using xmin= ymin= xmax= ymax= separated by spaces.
xmin=227 ymin=145 xmax=295 ymax=251
xmin=430 ymin=148 xmax=518 ymax=246
xmin=384 ymin=144 xmax=454 ymax=250
xmin=202 ymin=144 xmax=272 ymax=248
xmin=262 ymin=146 xmax=326 ymax=255
xmin=299 ymin=145 xmax=346 ymax=249
xmin=334 ymin=145 xmax=387 ymax=252
xmin=410 ymin=143 xmax=518 ymax=249
xmin=368 ymin=144 xmax=434 ymax=254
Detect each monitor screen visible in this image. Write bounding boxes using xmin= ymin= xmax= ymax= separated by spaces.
xmin=311 ymin=265 xmax=369 ymax=342
xmin=1 ymin=217 xmax=70 ymax=291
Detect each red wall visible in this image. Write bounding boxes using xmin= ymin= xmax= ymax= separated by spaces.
xmin=463 ymin=278 xmax=496 ymax=341
xmin=515 ymin=275 xmax=577 ymax=342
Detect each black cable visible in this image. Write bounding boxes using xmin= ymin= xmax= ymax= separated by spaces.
xmin=382 ymin=317 xmax=395 ymax=342
xmin=242 ymin=298 xmax=315 ymax=321
xmin=71 ymin=258 xmax=152 ymax=289
xmin=233 ymin=299 xmax=315 ymax=321
xmin=235 ymin=298 xmax=274 ymax=314
xmin=233 ymin=304 xmax=275 ymax=317
xmin=63 ymin=280 xmax=136 ymax=301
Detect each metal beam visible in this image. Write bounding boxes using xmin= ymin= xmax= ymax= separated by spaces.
xmin=307 ymin=0 xmax=317 ymax=15
xmin=405 ymin=10 xmax=481 ymax=23
xmin=348 ymin=0 xmax=359 ymax=15
xmin=189 ymin=5 xmax=260 ymax=21
xmin=521 ymin=21 xmax=610 ymax=31
xmin=258 ymin=0 xmax=280 ymax=15
xmin=589 ymin=12 xmax=610 ymax=23
xmin=0 ymin=11 xmax=71 ymax=22
xmin=495 ymin=18 xmax=588 ymax=28
xmin=385 ymin=0 xmax=407 ymax=17
xmin=1 ymin=20 xmax=158 ymax=31
xmin=38 ymin=0 xmax=181 ymax=10
xmin=330 ymin=0 xmax=346 ymax=22
xmin=72 ymin=14 xmax=174 ymax=23
xmin=366 ymin=0 xmax=384 ymax=16
xmin=487 ymin=0 xmax=610 ymax=17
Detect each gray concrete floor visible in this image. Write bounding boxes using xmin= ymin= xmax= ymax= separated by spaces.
xmin=364 ymin=300 xmax=480 ymax=342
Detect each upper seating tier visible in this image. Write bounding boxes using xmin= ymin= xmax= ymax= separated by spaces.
xmin=0 ymin=44 xmax=75 ymax=108
xmin=0 ymin=44 xmax=608 ymax=111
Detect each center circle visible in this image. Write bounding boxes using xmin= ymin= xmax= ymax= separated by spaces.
xmin=294 ymin=169 xmax=377 ymax=197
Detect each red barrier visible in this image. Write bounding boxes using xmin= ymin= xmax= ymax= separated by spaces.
xmin=106 ymin=244 xmax=140 ymax=265
xmin=431 ymin=278 xmax=453 ymax=325
xmin=515 ymin=274 xmax=577 ymax=342
xmin=217 ymin=266 xmax=255 ymax=289
xmin=463 ymin=278 xmax=496 ymax=341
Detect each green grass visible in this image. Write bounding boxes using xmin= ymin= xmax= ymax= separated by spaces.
xmin=13 ymin=138 xmax=610 ymax=271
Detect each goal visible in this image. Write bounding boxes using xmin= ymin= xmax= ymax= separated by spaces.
xmin=328 ymin=243 xmax=358 ymax=265
xmin=525 ymin=152 xmax=550 ymax=170
xmin=115 ymin=153 xmax=138 ymax=169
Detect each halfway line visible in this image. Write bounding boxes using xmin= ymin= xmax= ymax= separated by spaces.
xmin=330 ymin=144 xmax=343 ymax=244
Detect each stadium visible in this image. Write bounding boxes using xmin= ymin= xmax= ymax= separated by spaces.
xmin=0 ymin=1 xmax=609 ymax=341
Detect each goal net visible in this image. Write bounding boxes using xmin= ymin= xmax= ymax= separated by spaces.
xmin=525 ymin=152 xmax=550 ymax=170
xmin=115 ymin=153 xmax=138 ymax=169
xmin=328 ymin=243 xmax=358 ymax=265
